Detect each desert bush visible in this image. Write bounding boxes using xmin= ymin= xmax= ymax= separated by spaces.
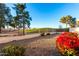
xmin=56 ymin=32 xmax=79 ymax=56
xmin=1 ymin=45 xmax=26 ymax=56
xmin=46 ymin=32 xmax=50 ymax=35
xmin=40 ymin=33 xmax=45 ymax=36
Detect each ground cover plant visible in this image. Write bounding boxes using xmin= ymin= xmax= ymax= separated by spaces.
xmin=1 ymin=45 xmax=25 ymax=56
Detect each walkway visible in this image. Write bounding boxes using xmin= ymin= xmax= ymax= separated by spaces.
xmin=0 ymin=33 xmax=40 ymax=43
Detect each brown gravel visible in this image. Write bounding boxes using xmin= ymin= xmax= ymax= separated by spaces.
xmin=0 ymin=34 xmax=61 ymax=56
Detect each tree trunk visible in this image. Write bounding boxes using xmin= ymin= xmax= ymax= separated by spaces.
xmin=23 ymin=24 xmax=25 ymax=35
xmin=17 ymin=27 xmax=19 ymax=35
xmin=66 ymin=23 xmax=67 ymax=28
xmin=7 ymin=25 xmax=9 ymax=32
xmin=0 ymin=27 xmax=1 ymax=33
xmin=66 ymin=23 xmax=68 ymax=32
xmin=23 ymin=18 xmax=25 ymax=35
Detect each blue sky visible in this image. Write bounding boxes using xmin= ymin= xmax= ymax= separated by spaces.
xmin=6 ymin=3 xmax=79 ymax=28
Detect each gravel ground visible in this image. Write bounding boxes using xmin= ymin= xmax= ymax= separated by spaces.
xmin=0 ymin=33 xmax=61 ymax=56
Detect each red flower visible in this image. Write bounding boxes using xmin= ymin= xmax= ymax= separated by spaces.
xmin=56 ymin=32 xmax=79 ymax=53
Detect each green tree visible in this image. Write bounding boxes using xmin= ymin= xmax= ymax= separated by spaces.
xmin=0 ymin=4 xmax=12 ymax=33
xmin=5 ymin=7 xmax=12 ymax=30
xmin=13 ymin=3 xmax=32 ymax=35
xmin=13 ymin=16 xmax=21 ymax=34
xmin=60 ymin=15 xmax=72 ymax=28
xmin=69 ymin=18 xmax=76 ymax=28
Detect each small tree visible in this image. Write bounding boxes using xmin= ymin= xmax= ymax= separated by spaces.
xmin=69 ymin=18 xmax=76 ymax=28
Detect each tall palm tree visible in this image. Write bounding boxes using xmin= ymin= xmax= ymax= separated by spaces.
xmin=60 ymin=16 xmax=67 ymax=28
xmin=60 ymin=15 xmax=72 ymax=28
xmin=13 ymin=3 xmax=32 ymax=35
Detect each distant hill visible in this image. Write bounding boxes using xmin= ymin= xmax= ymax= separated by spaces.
xmin=20 ymin=28 xmax=69 ymax=34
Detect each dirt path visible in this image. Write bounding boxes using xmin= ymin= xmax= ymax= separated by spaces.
xmin=0 ymin=34 xmax=61 ymax=56
xmin=0 ymin=33 xmax=40 ymax=43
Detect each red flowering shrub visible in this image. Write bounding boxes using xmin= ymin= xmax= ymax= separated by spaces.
xmin=56 ymin=32 xmax=79 ymax=56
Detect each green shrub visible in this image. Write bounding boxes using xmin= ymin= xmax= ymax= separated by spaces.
xmin=1 ymin=45 xmax=26 ymax=56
